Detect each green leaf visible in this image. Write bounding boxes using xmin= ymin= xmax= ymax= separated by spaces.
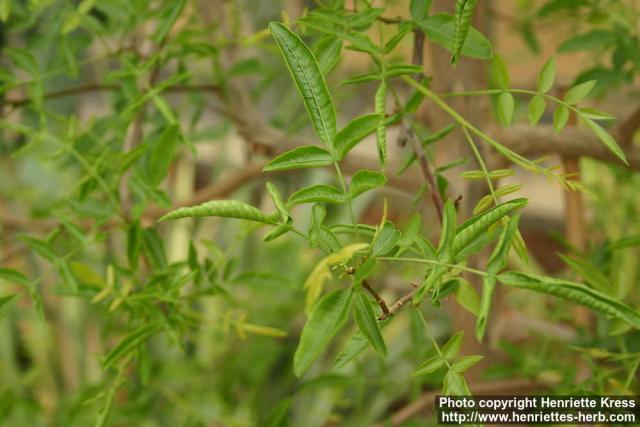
xmin=269 ymin=22 xmax=336 ymax=146
xmin=553 ymin=105 xmax=569 ymax=133
xmin=349 ymin=170 xmax=387 ymax=199
xmin=490 ymin=54 xmax=509 ymax=89
xmin=496 ymin=92 xmax=514 ymax=127
xmin=315 ymin=35 xmax=342 ymax=75
xmin=476 ymin=215 xmax=519 ymax=341
xmin=609 ymin=235 xmax=640 ymax=250
xmin=353 ymin=292 xmax=387 ymax=357
xmin=303 ymin=243 xmax=368 ymax=312
xmin=352 ymin=258 xmax=377 ymax=285
xmin=498 ymin=271 xmax=640 ymax=329
xmin=263 ymin=145 xmax=333 ymax=172
xmin=438 ymin=200 xmax=457 ymax=257
xmin=154 ymin=0 xmax=186 ymax=42
xmin=6 ymin=47 xmax=39 ymax=75
xmin=375 ymin=81 xmax=387 ymax=165
xmin=0 ymin=267 xmax=30 ymax=287
xmin=455 ymin=280 xmax=480 ymax=316
xmin=385 ymin=63 xmax=423 ymax=78
xmin=0 ymin=268 xmax=41 ymax=318
xmin=452 ymin=355 xmax=484 ymax=372
xmin=127 ymin=222 xmax=142 ymax=270
xmin=160 ymin=200 xmax=277 ymax=224
xmin=412 ymin=356 xmax=444 ymax=376
xmin=265 ymin=182 xmax=290 ymax=222
xmin=559 ymin=253 xmax=612 ymax=295
xmin=334 ymin=318 xmax=391 ymax=368
xmin=288 ymin=184 xmax=346 ymax=206
xmin=0 ymin=0 xmax=11 ymax=22
xmin=148 ymin=124 xmax=179 ymax=186
xmin=410 ymin=0 xmax=432 ymax=21
xmin=528 ymin=94 xmax=546 ymax=126
xmin=372 ymin=221 xmax=401 ymax=256
xmin=417 ymin=13 xmax=492 ymax=61
xmin=442 ymin=331 xmax=464 ymax=359
xmin=384 ymin=24 xmax=413 ymax=54
xmin=443 ymin=370 xmax=469 ymax=395
xmin=294 ymin=288 xmax=352 ymax=377
xmin=557 ymin=30 xmax=615 ymax=53
xmin=452 ymin=198 xmax=527 ymax=257
xmin=451 ymin=0 xmax=478 ymax=64
xmin=578 ymin=108 xmax=616 ymax=121
xmin=263 ymin=223 xmax=292 ymax=242
xmin=103 ymin=324 xmax=162 ymax=369
xmin=564 ymin=80 xmax=596 ymax=105
xmin=0 ymin=294 xmax=17 ymax=318
xmin=582 ymin=117 xmax=627 ymax=164
xmin=537 ymin=57 xmax=555 ymax=93
xmin=334 ymin=114 xmax=382 ymax=161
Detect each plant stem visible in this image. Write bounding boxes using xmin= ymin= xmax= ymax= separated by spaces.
xmin=415 ymin=307 xmax=452 ymax=369
xmin=401 ymin=77 xmax=561 ymax=184
xmin=362 ymin=280 xmax=390 ymax=315
xmin=334 ymin=161 xmax=358 ymax=228
xmin=376 ymin=256 xmax=489 ymax=278
xmin=461 ymin=126 xmax=498 ymax=205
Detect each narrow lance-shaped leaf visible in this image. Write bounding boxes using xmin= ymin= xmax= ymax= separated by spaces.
xmin=375 ymin=81 xmax=387 ymax=164
xmin=263 ymin=146 xmax=333 ymax=172
xmin=553 ymin=105 xmax=569 ymax=133
xmin=537 ymin=57 xmax=555 ymax=93
xmin=349 ymin=170 xmax=387 ymax=199
xmin=303 ymin=243 xmax=368 ymax=313
xmin=417 ymin=14 xmax=493 ymax=60
xmin=498 ymin=271 xmax=640 ymax=329
xmin=497 ymin=92 xmax=514 ymax=127
xmin=353 ymin=292 xmax=387 ymax=357
xmin=294 ymin=288 xmax=352 ymax=377
xmin=265 ymin=182 xmax=290 ymax=222
xmin=334 ymin=114 xmax=382 ymax=161
xmin=452 ymin=198 xmax=527 ymax=257
xmin=160 ymin=200 xmax=277 ymax=224
xmin=564 ymin=80 xmax=596 ymax=105
xmin=334 ymin=318 xmax=391 ymax=369
xmin=438 ymin=200 xmax=458 ymax=257
xmin=476 ymin=215 xmax=520 ymax=341
xmin=288 ymin=184 xmax=346 ymax=206
xmin=0 ymin=294 xmax=17 ymax=318
xmin=269 ymin=22 xmax=336 ymax=146
xmin=451 ymin=0 xmax=478 ymax=64
xmin=582 ymin=116 xmax=628 ymax=165
xmin=103 ymin=324 xmax=162 ymax=369
xmin=528 ymin=94 xmax=546 ymax=126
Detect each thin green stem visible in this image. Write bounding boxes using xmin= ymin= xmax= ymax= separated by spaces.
xmin=461 ymin=126 xmax=498 ymax=206
xmin=401 ymin=77 xmax=565 ymax=185
xmin=334 ymin=161 xmax=358 ymax=228
xmin=376 ymin=256 xmax=489 ymax=278
xmin=440 ymin=88 xmax=584 ymax=116
xmin=415 ymin=307 xmax=452 ymax=369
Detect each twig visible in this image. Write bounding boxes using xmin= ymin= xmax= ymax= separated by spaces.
xmin=401 ymin=25 xmax=445 ymax=223
xmin=362 ymin=280 xmax=390 ymax=316
xmin=378 ymin=283 xmax=418 ymax=320
xmin=2 ymin=84 xmax=222 ymax=108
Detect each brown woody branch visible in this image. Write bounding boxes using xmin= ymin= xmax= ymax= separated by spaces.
xmin=492 ymin=123 xmax=640 ymax=171
xmin=362 ymin=280 xmax=390 ymax=316
xmin=378 ymin=283 xmax=418 ymax=321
